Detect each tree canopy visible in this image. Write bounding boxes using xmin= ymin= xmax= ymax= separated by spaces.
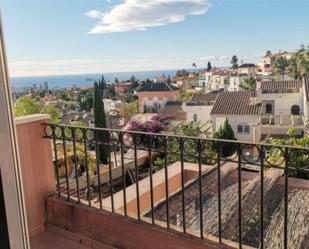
xmin=231 ymin=55 xmax=239 ymax=69
xmin=94 ymin=82 xmax=108 ymax=164
xmin=273 ymin=56 xmax=289 ymax=78
xmin=176 ymin=69 xmax=189 ymax=77
xmin=14 ymin=95 xmax=59 ymax=123
xmin=41 ymin=105 xmax=59 ymax=123
xmin=213 ymin=119 xmax=237 ymax=157
xmin=273 ymin=45 xmax=309 ymax=80
xmin=207 ymin=61 xmax=212 ymax=72
xmin=266 ymin=129 xmax=309 ymax=179
xmin=14 ymin=95 xmax=40 ymax=116
xmin=77 ymin=89 xmax=93 ymax=112
xmin=239 ymin=77 xmax=256 ymax=91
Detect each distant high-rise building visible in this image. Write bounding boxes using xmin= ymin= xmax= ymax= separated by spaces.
xmin=44 ymin=81 xmax=49 ymax=91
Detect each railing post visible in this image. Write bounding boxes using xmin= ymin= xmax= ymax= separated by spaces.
xmin=164 ymin=136 xmax=170 ymax=229
xmin=284 ymin=148 xmax=289 ymax=249
xmin=216 ymin=141 xmax=222 ymax=243
xmin=237 ymin=143 xmax=242 ymax=249
xmin=260 ymin=145 xmax=264 ymax=249
xmin=197 ymin=139 xmax=204 ymax=240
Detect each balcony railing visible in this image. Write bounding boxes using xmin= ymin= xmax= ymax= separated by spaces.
xmin=43 ymin=123 xmax=309 ymax=249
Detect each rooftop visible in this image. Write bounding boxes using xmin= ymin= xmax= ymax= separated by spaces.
xmin=190 ymin=93 xmax=218 ymax=103
xmin=239 ymin=63 xmax=256 ymax=68
xmin=138 ymin=82 xmax=178 ymax=92
xmin=160 ymin=101 xmax=186 ymax=121
xmin=211 ymin=91 xmax=261 ymax=115
xmin=260 ymin=80 xmax=302 ymax=91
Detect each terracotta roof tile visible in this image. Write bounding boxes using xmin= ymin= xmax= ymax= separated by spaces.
xmin=138 ymin=82 xmax=178 ymax=92
xmin=211 ymin=92 xmax=261 ymax=115
xmin=239 ymin=63 xmax=256 ymax=68
xmin=260 ymin=80 xmax=302 ymax=90
xmin=190 ymin=93 xmax=218 ymax=102
xmin=160 ymin=101 xmax=186 ymax=121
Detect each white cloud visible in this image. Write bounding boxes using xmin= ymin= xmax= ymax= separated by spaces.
xmin=86 ymin=0 xmax=210 ymax=34
xmin=8 ymin=54 xmax=261 ymax=77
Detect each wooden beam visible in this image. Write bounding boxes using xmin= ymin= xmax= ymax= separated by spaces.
xmin=302 ymin=115 xmax=308 ymax=127
xmin=291 ymin=115 xmax=295 ymax=126
xmin=258 ymin=116 xmax=262 ymax=125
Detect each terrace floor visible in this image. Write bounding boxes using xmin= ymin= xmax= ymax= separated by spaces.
xmin=31 ymin=231 xmax=91 ymax=249
xmin=30 ymin=230 xmax=116 ymax=249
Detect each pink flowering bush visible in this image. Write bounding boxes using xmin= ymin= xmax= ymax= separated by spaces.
xmin=124 ymin=114 xmax=173 ymax=146
xmin=150 ymin=114 xmax=173 ymax=124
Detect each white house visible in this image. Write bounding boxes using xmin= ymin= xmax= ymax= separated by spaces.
xmin=210 ymin=70 xmax=229 ymax=91
xmin=229 ymin=73 xmax=248 ymax=92
xmin=136 ymin=82 xmax=179 ymax=113
xmin=182 ymin=93 xmax=218 ymax=122
xmin=238 ymin=63 xmax=257 ymax=76
xmin=205 ymin=70 xmax=213 ymax=88
xmin=211 ymin=78 xmax=309 ymax=142
xmin=198 ymin=71 xmax=206 ymax=88
xmin=211 ymin=91 xmax=261 ymax=141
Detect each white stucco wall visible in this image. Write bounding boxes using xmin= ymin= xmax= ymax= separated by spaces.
xmin=260 ymin=92 xmax=303 ymax=115
xmin=183 ymin=104 xmax=213 ymax=122
xmin=142 ymin=97 xmax=172 ymax=111
xmin=212 ymin=115 xmax=259 ymax=142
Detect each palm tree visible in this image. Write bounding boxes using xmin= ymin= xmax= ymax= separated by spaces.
xmin=286 ymin=47 xmax=309 ymax=79
xmin=299 ymin=47 xmax=309 ymax=77
xmin=273 ymin=56 xmax=289 ymax=80
xmin=286 ymin=57 xmax=299 ymax=79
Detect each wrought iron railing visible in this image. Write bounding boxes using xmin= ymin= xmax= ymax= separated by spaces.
xmin=43 ymin=123 xmax=309 ymax=249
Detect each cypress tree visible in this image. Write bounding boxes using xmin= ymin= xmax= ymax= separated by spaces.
xmin=99 ymin=75 xmax=106 ymax=97
xmin=167 ymin=75 xmax=171 ymax=84
xmin=94 ymin=81 xmax=108 ymax=164
xmin=207 ymin=61 xmax=212 ymax=72
xmin=213 ymin=118 xmax=237 ymax=157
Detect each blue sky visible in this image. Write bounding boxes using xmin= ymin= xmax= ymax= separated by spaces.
xmin=1 ymin=0 xmax=308 ymax=77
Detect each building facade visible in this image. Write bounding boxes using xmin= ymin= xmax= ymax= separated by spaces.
xmin=136 ymin=82 xmax=179 ymax=113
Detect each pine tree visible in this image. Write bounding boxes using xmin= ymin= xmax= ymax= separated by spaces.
xmin=213 ymin=118 xmax=237 ymax=157
xmin=94 ymin=81 xmax=108 ymax=164
xmin=231 ymin=55 xmax=239 ymax=69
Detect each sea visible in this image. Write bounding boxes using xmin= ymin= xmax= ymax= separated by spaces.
xmin=10 ymin=69 xmax=187 ymax=89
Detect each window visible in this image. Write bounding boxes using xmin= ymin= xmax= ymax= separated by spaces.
xmin=265 ymin=103 xmax=273 ymax=114
xmin=291 ymin=105 xmax=300 ymax=115
xmin=193 ymin=114 xmax=198 ymax=122
xmin=237 ymin=124 xmax=250 ymax=133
